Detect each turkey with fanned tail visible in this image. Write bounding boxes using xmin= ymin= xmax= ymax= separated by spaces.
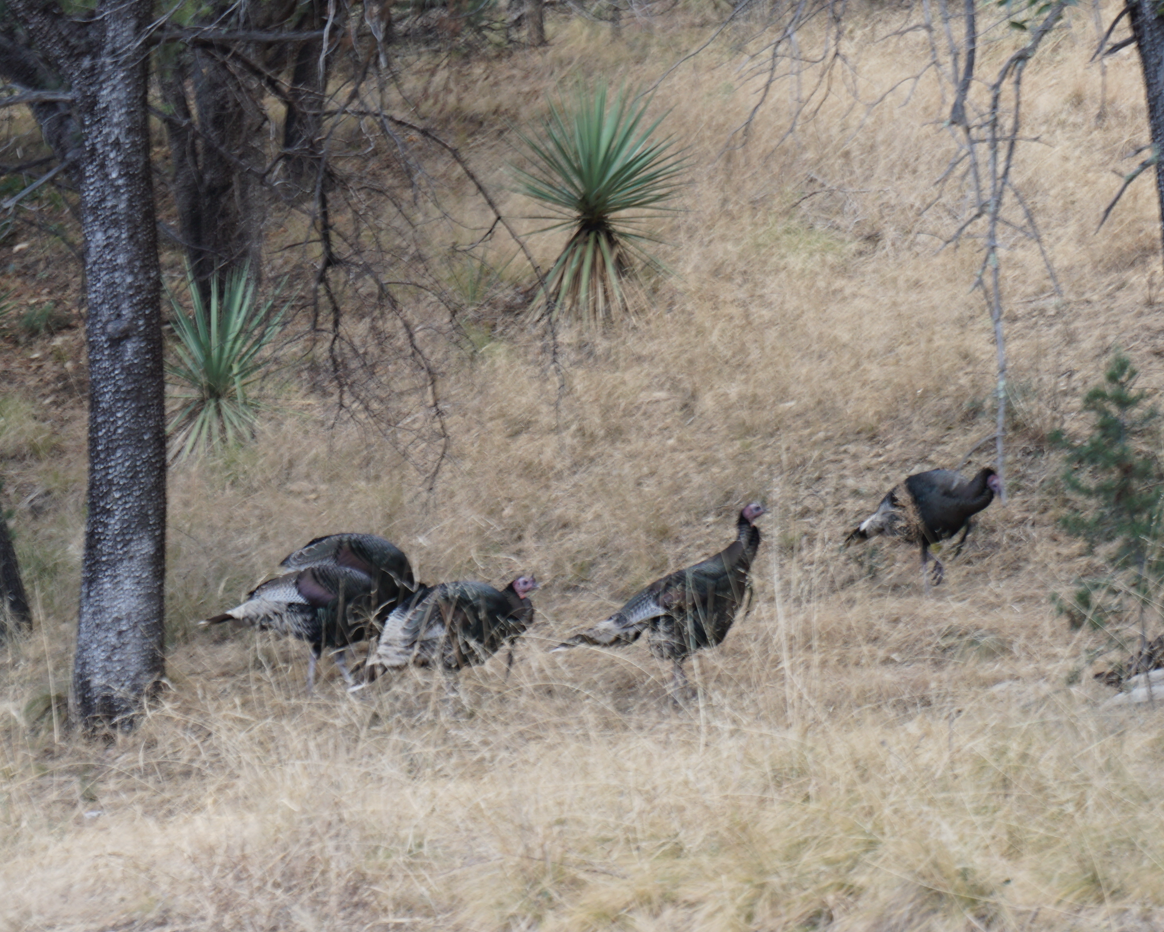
xmin=362 ymin=576 xmax=539 ymax=687
xmin=201 ymin=565 xmax=378 ymax=691
xmin=845 ymin=467 xmax=1001 ymax=587
xmin=552 ymin=503 xmax=765 ymax=699
xmin=202 ymin=533 xmax=416 ymax=691
xmin=278 ymin=533 xmax=415 ymax=619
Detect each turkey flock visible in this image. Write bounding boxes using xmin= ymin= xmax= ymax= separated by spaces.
xmin=202 ymin=532 xmax=538 ymax=695
xmin=204 ymin=465 xmax=1004 ymax=702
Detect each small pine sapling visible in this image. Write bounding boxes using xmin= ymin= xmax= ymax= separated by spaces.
xmin=1051 ymin=354 xmax=1164 ymax=677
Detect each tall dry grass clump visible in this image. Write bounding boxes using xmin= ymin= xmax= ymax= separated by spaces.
xmin=4 ymin=2 xmax=1164 ymax=930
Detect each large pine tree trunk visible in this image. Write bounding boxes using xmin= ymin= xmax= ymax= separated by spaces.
xmin=0 ymin=31 xmax=82 ymax=176
xmin=283 ymin=0 xmax=336 ymax=191
xmin=9 ymin=0 xmax=166 ymax=730
xmin=527 ymin=0 xmax=546 ymax=47
xmin=1128 ymin=0 xmax=1164 ymax=249
xmin=161 ymin=46 xmax=264 ymax=303
xmin=72 ymin=3 xmax=167 ymax=729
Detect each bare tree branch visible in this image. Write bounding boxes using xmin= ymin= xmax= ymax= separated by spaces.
xmin=1092 ymin=5 xmax=1129 ymax=60
xmin=973 ymin=0 xmax=1071 ymax=502
xmin=0 ymin=159 xmax=67 ymax=209
xmin=0 ymin=87 xmax=72 ymax=106
xmin=1097 ymin=147 xmax=1158 ymax=231
xmin=949 ymin=0 xmax=976 ymax=126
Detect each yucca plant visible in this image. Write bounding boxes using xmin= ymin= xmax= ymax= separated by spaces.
xmin=166 ymin=267 xmax=287 ymax=461
xmin=514 ymin=84 xmax=688 ymax=326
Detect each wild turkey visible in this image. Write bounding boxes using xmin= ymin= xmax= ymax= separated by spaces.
xmin=552 ymin=503 xmax=765 ymax=698
xmin=201 ymin=565 xmax=378 ymax=691
xmin=203 ymin=533 xmax=416 ymax=691
xmin=845 ymin=467 xmax=1001 ymax=586
xmin=278 ymin=533 xmax=415 ymax=620
xmin=364 ymin=576 xmax=539 ymax=683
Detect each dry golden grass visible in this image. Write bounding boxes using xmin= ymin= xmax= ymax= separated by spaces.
xmin=4 ymin=4 xmax=1164 ymax=929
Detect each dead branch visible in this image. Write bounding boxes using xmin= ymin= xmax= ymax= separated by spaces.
xmin=1097 ymin=147 xmax=1158 ymax=231
xmin=949 ymin=0 xmax=976 ymax=127
xmin=0 ymin=87 xmax=72 ymax=107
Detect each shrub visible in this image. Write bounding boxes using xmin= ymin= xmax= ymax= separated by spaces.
xmin=514 ymin=84 xmax=687 ymax=326
xmin=166 ymin=267 xmax=287 ymax=460
xmin=1051 ymin=354 xmax=1164 ymax=654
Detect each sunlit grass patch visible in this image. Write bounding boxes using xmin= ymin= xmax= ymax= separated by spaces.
xmin=0 ymin=394 xmax=56 ymax=461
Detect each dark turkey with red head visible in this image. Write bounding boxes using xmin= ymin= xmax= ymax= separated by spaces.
xmin=202 ymin=533 xmax=416 ymax=692
xmin=845 ymin=467 xmax=1001 ymax=585
xmin=552 ymin=502 xmax=765 ymax=699
xmin=364 ymin=576 xmax=539 ymax=682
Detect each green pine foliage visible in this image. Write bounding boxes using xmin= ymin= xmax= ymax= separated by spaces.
xmin=1051 ymin=354 xmax=1164 ymax=632
xmin=514 ymin=84 xmax=688 ymax=327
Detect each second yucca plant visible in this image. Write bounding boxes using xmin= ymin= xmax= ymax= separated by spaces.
xmin=515 ymin=84 xmax=687 ymax=326
xmin=166 ymin=267 xmax=287 ymax=460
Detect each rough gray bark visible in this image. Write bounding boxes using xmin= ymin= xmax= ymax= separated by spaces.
xmin=508 ymin=0 xmax=546 ymax=46
xmin=9 ymin=0 xmax=166 ymax=730
xmin=527 ymin=0 xmax=546 ymax=46
xmin=160 ymin=44 xmax=264 ymax=302
xmin=0 ymin=504 xmax=32 ymax=639
xmin=1127 ymin=0 xmax=1164 ymax=243
xmin=364 ymin=0 xmax=393 ymax=63
xmin=0 ymin=29 xmax=81 ymax=176
xmin=283 ymin=0 xmax=333 ymax=189
xmin=159 ymin=56 xmax=206 ymax=280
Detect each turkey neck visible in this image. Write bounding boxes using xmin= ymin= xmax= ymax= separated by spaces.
xmin=736 ymin=513 xmax=763 ymax=565
xmin=501 ymin=583 xmax=534 ymax=618
xmin=962 ymin=468 xmax=997 ymax=511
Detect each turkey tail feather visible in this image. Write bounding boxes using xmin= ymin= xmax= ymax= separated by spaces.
xmin=552 ymin=614 xmax=647 ymax=651
xmin=279 ymin=535 xmax=342 ymax=569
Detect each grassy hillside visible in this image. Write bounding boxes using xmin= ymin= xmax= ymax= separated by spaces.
xmin=3 ymin=4 xmax=1164 ymax=930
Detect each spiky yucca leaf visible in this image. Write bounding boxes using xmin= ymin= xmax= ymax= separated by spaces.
xmin=166 ymin=267 xmax=287 ymax=461
xmin=514 ymin=84 xmax=687 ymax=326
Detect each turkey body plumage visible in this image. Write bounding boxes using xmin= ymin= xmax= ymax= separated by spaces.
xmin=202 ymin=534 xmax=416 ymax=691
xmin=279 ymin=533 xmax=415 ymax=621
xmin=365 ymin=576 xmax=538 ymax=679
xmin=552 ymin=503 xmax=765 ymax=697
xmin=845 ymin=467 xmax=1001 ymax=585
